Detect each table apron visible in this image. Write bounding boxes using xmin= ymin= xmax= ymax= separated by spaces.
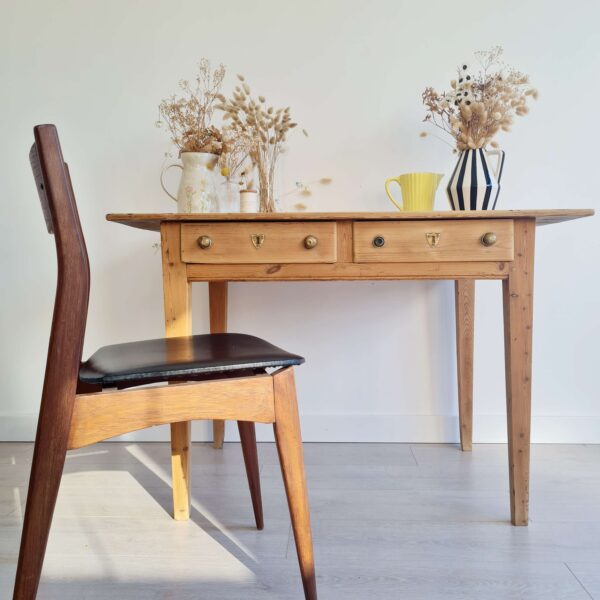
xmin=185 ymin=261 xmax=510 ymax=282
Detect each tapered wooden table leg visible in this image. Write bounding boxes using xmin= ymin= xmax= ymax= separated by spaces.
xmin=455 ymin=279 xmax=475 ymax=451
xmin=503 ymin=219 xmax=535 ymax=526
xmin=209 ymin=281 xmax=228 ymax=449
xmin=161 ymin=223 xmax=192 ymax=520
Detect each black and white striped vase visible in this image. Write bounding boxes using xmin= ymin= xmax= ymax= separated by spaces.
xmin=446 ymin=148 xmax=505 ymax=211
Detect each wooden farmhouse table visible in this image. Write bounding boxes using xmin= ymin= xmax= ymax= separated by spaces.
xmin=108 ymin=209 xmax=593 ymax=525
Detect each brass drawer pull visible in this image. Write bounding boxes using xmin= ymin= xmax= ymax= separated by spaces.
xmin=372 ymin=235 xmax=385 ymax=248
xmin=197 ymin=235 xmax=212 ymax=249
xmin=304 ymin=235 xmax=318 ymax=249
xmin=481 ymin=232 xmax=497 ymax=247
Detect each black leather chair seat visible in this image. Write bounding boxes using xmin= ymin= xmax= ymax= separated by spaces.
xmin=79 ymin=333 xmax=304 ymax=387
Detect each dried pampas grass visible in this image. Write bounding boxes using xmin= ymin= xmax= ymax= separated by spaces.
xmin=215 ymin=75 xmax=300 ymax=212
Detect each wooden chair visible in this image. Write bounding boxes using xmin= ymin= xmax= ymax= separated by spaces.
xmin=13 ymin=124 xmax=317 ymax=600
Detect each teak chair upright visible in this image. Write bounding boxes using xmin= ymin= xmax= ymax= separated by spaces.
xmin=13 ymin=124 xmax=317 ymax=600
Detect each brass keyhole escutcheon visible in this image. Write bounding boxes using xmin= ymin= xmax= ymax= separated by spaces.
xmin=251 ymin=234 xmax=265 ymax=249
xmin=372 ymin=235 xmax=385 ymax=248
xmin=425 ymin=232 xmax=441 ymax=248
xmin=304 ymin=235 xmax=318 ymax=249
xmin=197 ymin=235 xmax=212 ymax=249
xmin=481 ymin=232 xmax=497 ymax=247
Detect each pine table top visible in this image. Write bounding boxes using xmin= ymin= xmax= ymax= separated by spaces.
xmin=106 ymin=209 xmax=594 ymax=232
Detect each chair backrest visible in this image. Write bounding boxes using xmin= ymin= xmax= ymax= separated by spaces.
xmin=30 ymin=124 xmax=90 ymax=400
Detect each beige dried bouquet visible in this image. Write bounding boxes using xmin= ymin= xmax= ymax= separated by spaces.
xmin=216 ymin=75 xmax=300 ymax=212
xmin=421 ymin=47 xmax=538 ymax=151
xmin=219 ymin=125 xmax=255 ymax=187
xmin=158 ymin=59 xmax=226 ymax=154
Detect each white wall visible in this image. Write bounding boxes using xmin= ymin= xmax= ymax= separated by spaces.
xmin=1 ymin=0 xmax=599 ymax=443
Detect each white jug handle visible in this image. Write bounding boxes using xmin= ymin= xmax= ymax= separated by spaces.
xmin=160 ymin=163 xmax=183 ymax=202
xmin=485 ymin=149 xmax=504 ymax=181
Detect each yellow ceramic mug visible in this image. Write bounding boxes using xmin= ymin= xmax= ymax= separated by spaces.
xmin=385 ymin=172 xmax=444 ymax=211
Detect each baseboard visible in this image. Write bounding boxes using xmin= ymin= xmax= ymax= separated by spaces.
xmin=2 ymin=414 xmax=600 ymax=444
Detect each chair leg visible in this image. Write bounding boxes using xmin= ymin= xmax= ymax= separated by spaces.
xmin=170 ymin=421 xmax=191 ymax=521
xmin=13 ymin=397 xmax=73 ymax=599
xmin=238 ymin=421 xmax=264 ymax=530
xmin=272 ymin=368 xmax=317 ymax=600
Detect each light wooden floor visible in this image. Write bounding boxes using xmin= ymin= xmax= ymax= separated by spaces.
xmin=1 ymin=441 xmax=599 ymax=599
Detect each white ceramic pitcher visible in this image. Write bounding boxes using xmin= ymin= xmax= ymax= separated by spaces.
xmin=160 ymin=152 xmax=220 ymax=213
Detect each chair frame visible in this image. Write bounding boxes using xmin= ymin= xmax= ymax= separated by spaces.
xmin=13 ymin=125 xmax=317 ymax=600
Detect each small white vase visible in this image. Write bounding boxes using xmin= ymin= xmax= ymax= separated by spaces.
xmin=161 ymin=152 xmax=219 ymax=213
xmin=240 ymin=190 xmax=259 ymax=213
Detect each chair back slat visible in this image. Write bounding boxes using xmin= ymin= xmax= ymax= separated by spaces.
xmin=14 ymin=126 xmax=91 ymax=598
xmin=29 ymin=143 xmax=54 ymax=234
xmin=30 ymin=124 xmax=90 ymax=404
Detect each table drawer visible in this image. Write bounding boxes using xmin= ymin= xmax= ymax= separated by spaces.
xmin=353 ymin=220 xmax=514 ymax=263
xmin=181 ymin=222 xmax=337 ymax=264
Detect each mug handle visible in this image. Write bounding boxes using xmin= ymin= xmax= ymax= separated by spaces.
xmin=385 ymin=177 xmax=403 ymax=210
xmin=160 ymin=163 xmax=183 ymax=202
xmin=485 ymin=149 xmax=504 ymax=181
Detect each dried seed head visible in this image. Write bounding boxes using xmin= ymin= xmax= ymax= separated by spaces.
xmin=460 ymin=104 xmax=472 ymax=120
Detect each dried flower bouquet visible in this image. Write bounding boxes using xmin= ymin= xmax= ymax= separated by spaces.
xmin=158 ymin=59 xmax=226 ymax=155
xmin=157 ymin=60 xmax=308 ymax=213
xmin=421 ymin=46 xmax=537 ymax=151
xmin=216 ymin=75 xmax=300 ymax=212
xmin=219 ymin=126 xmax=255 ymax=187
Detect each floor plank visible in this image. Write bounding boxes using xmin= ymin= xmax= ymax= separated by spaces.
xmin=566 ymin=563 xmax=600 ymax=599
